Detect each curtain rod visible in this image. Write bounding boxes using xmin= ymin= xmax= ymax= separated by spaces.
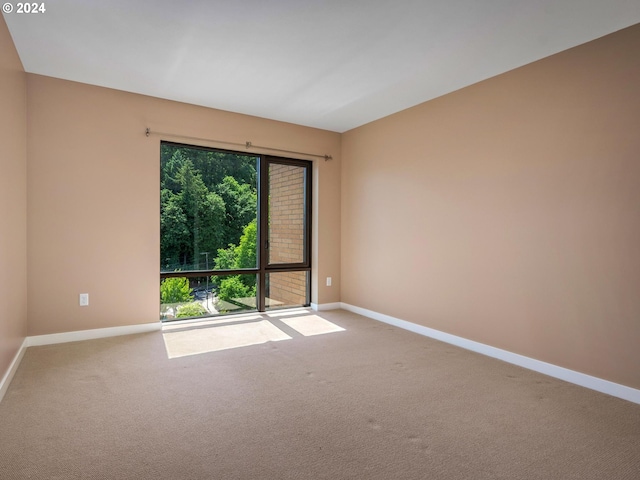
xmin=145 ymin=128 xmax=332 ymax=161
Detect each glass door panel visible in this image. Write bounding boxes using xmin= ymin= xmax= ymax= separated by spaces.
xmin=262 ymin=158 xmax=311 ymax=311
xmin=265 ymin=271 xmax=310 ymax=310
xmin=267 ymin=163 xmax=307 ymax=265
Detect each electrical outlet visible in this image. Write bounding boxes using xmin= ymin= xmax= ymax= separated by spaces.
xmin=326 ymin=277 xmax=332 ymax=287
xmin=79 ymin=293 xmax=89 ymax=306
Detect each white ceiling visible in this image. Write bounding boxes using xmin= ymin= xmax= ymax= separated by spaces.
xmin=4 ymin=1 xmax=640 ymax=132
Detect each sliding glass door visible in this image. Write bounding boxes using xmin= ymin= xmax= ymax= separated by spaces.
xmin=160 ymin=143 xmax=311 ymax=321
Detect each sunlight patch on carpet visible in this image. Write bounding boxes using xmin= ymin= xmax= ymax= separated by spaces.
xmin=161 ymin=314 xmax=262 ymax=331
xmin=265 ymin=308 xmax=310 ymax=318
xmin=163 ymin=320 xmax=291 ymax=358
xmin=280 ymin=315 xmax=346 ymax=336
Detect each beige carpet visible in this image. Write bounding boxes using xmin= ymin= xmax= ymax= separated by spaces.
xmin=1 ymin=309 xmax=639 ymax=479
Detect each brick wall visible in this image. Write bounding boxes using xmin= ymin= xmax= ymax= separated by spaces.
xmin=267 ymin=271 xmax=307 ymax=308
xmin=268 ymin=164 xmax=307 ymax=306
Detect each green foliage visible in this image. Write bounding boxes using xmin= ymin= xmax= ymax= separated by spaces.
xmin=160 ymin=277 xmax=193 ymax=304
xmin=214 ymin=220 xmax=257 ymax=270
xmin=213 ymin=247 xmax=236 ymax=271
xmin=195 ymin=191 xmax=226 ymax=263
xmin=160 ymin=192 xmax=190 ymax=269
xmin=160 ymin=160 xmax=226 ymax=270
xmin=161 ymin=149 xmax=187 ymax=193
xmin=235 ymin=220 xmax=257 ymax=270
xmin=160 ymin=144 xmax=257 ymax=272
xmin=218 ymin=275 xmax=255 ymax=300
xmin=160 ymin=143 xmax=262 ymax=315
xmin=189 ymin=149 xmax=257 ymax=188
xmin=217 ymin=276 xmax=256 ymax=304
xmin=176 ymin=302 xmax=208 ymax=318
xmin=161 ymin=143 xmax=257 ymax=191
xmin=213 ymin=220 xmax=258 ymax=302
xmin=216 ymin=176 xmax=257 ymax=248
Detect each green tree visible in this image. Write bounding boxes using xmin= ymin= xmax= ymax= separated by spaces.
xmin=176 ymin=302 xmax=208 ymax=318
xmin=218 ymin=277 xmax=254 ymax=303
xmin=216 ymin=176 xmax=257 ymax=248
xmin=213 ymin=246 xmax=236 ymax=271
xmin=160 ymin=190 xmax=189 ymax=269
xmin=160 ymin=143 xmax=260 ymax=312
xmin=160 ymin=277 xmax=193 ymax=304
xmin=172 ymin=160 xmax=227 ymax=269
xmin=162 ymin=144 xmax=257 ymax=191
xmin=213 ymin=220 xmax=257 ymax=273
xmin=176 ymin=159 xmax=208 ymax=267
xmin=191 ymin=149 xmax=257 ymax=188
xmin=214 ymin=220 xmax=258 ymax=302
xmin=234 ymin=220 xmax=257 ymax=271
xmin=196 ymin=191 xmax=226 ymax=264
xmin=161 ymin=149 xmax=187 ymax=193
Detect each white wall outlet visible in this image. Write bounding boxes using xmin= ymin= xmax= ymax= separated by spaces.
xmin=79 ymin=293 xmax=89 ymax=306
xmin=326 ymin=277 xmax=332 ymax=287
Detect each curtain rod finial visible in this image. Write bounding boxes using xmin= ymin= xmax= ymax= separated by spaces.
xmin=324 ymin=155 xmax=332 ymax=161
xmin=246 ymin=141 xmax=252 ymax=149
xmin=145 ymin=128 xmax=151 ymax=137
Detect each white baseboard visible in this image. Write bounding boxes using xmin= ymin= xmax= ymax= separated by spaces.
xmin=0 ymin=338 xmax=28 ymax=403
xmin=27 ymin=322 xmax=162 ymax=347
xmin=310 ymin=302 xmax=341 ymax=311
xmin=340 ymin=302 xmax=640 ymax=405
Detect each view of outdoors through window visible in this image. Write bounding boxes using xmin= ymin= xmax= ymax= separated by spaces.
xmin=160 ymin=143 xmax=259 ymax=320
xmin=160 ymin=142 xmax=311 ymax=321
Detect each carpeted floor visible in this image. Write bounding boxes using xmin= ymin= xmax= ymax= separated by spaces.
xmin=1 ymin=309 xmax=639 ymax=479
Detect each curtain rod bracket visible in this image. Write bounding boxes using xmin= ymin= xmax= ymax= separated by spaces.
xmin=246 ymin=141 xmax=252 ymax=149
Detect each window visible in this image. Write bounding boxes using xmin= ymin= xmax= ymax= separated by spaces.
xmin=160 ymin=142 xmax=311 ymax=320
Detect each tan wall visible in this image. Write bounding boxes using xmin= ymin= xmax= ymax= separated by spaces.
xmin=341 ymin=24 xmax=640 ymax=390
xmin=27 ymin=74 xmax=341 ymax=336
xmin=313 ymin=146 xmax=341 ymax=306
xmin=0 ymin=16 xmax=28 ymax=379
